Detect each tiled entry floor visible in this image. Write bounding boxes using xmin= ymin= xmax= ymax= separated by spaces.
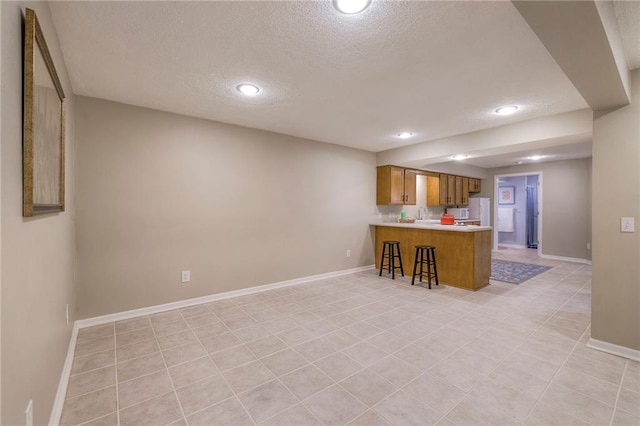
xmin=61 ymin=252 xmax=639 ymax=425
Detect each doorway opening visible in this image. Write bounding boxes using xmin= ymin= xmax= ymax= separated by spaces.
xmin=493 ymin=172 xmax=543 ymax=255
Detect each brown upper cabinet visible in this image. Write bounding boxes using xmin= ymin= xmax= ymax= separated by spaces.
xmin=403 ymin=169 xmax=417 ymax=205
xmin=461 ymin=177 xmax=469 ymax=205
xmin=455 ymin=176 xmax=463 ymax=205
xmin=376 ymin=165 xmax=417 ymax=205
xmin=469 ymin=178 xmax=481 ymax=193
xmin=443 ymin=174 xmax=456 ymax=205
xmin=427 ymin=174 xmax=472 ymax=206
xmin=379 ymin=165 xmax=478 ymax=207
xmin=427 ymin=176 xmax=440 ymax=206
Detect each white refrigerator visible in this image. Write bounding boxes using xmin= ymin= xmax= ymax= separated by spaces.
xmin=468 ymin=197 xmax=491 ymax=226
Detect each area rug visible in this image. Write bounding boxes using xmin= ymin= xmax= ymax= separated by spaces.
xmin=490 ymin=259 xmax=552 ymax=284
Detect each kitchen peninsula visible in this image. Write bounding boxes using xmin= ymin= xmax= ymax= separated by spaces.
xmin=370 ymin=221 xmax=492 ymax=290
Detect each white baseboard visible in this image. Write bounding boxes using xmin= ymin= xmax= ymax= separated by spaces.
xmin=498 ymin=243 xmax=528 ymax=249
xmin=76 ymin=264 xmax=375 ymax=328
xmin=587 ymin=337 xmax=640 ymax=362
xmin=49 ymin=324 xmax=79 ymax=426
xmin=539 ymin=253 xmax=592 ymax=265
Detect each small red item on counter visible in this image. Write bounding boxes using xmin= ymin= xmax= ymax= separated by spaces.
xmin=440 ymin=213 xmax=455 ymax=225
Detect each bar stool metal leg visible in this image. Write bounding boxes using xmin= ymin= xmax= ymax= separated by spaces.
xmin=426 ymin=248 xmax=432 ymax=289
xmin=390 ymin=243 xmax=395 ymax=280
xmin=411 ymin=246 xmax=422 ymax=286
xmin=379 ymin=242 xmax=387 ymax=277
xmin=432 ymin=248 xmax=439 ymax=287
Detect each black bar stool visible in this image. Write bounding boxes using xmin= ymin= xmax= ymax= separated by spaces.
xmin=411 ymin=245 xmax=439 ymax=289
xmin=379 ymin=241 xmax=404 ymax=279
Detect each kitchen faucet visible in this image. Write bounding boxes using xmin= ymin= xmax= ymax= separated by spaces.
xmin=417 ymin=207 xmax=426 ymax=220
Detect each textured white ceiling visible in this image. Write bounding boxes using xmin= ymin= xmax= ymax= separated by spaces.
xmin=613 ymin=0 xmax=640 ymax=70
xmin=49 ymin=1 xmax=589 ymax=153
xmin=453 ymin=139 xmax=592 ymax=169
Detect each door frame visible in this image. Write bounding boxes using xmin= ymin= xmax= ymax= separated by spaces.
xmin=493 ymin=171 xmax=543 ymax=255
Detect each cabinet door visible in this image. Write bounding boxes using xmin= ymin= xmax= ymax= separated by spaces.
xmin=376 ymin=165 xmax=415 ymax=205
xmin=377 ymin=165 xmax=405 ymax=205
xmin=447 ymin=175 xmax=456 ymax=205
xmin=439 ymin=174 xmax=449 ymax=205
xmin=455 ymin=176 xmax=463 ymax=205
xmin=404 ymin=170 xmax=417 ymax=205
xmin=427 ymin=176 xmax=440 ymax=206
xmin=389 ymin=166 xmax=405 ymax=204
xmin=461 ymin=177 xmax=469 ymax=205
xmin=468 ymin=178 xmax=481 ymax=193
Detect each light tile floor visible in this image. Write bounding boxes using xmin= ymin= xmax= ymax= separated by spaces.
xmin=61 ymin=248 xmax=640 ymax=425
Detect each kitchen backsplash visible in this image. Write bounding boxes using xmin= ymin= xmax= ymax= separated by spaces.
xmin=375 ymin=205 xmax=446 ymax=222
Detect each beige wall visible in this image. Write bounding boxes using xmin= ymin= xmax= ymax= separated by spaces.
xmin=1 ymin=2 xmax=76 ymax=425
xmin=0 ymin=3 xmax=3 ymax=420
xmin=75 ymin=96 xmax=376 ymax=319
xmin=478 ymin=158 xmax=591 ymax=261
xmin=592 ymin=68 xmax=640 ymax=351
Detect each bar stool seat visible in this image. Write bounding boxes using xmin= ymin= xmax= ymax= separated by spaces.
xmin=379 ymin=241 xmax=404 ymax=279
xmin=411 ymin=245 xmax=439 ymax=289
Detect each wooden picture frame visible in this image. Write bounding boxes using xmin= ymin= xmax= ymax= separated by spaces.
xmin=498 ymin=186 xmax=515 ymax=205
xmin=23 ymin=8 xmax=66 ymax=217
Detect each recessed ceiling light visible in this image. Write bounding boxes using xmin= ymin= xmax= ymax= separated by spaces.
xmin=334 ymin=0 xmax=372 ymax=14
xmin=494 ymin=105 xmax=519 ymax=115
xmin=396 ymin=132 xmax=414 ymax=139
xmin=451 ymin=154 xmax=470 ymax=161
xmin=528 ymin=155 xmax=544 ymax=160
xmin=516 ymin=161 xmax=523 ymax=165
xmin=236 ymin=83 xmax=260 ymax=96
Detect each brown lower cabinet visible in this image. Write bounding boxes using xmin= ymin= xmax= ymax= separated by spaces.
xmin=374 ymin=225 xmax=491 ymax=290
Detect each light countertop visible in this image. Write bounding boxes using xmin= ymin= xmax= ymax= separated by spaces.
xmin=370 ymin=220 xmax=492 ymax=232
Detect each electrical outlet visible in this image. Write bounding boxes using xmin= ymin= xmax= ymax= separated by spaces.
xmin=25 ymin=400 xmax=33 ymax=426
xmin=346 ymin=250 xmax=351 ymax=258
xmin=181 ymin=270 xmax=191 ymax=283
xmin=66 ymin=304 xmax=69 ymax=326
xmin=621 ymin=217 xmax=635 ymax=233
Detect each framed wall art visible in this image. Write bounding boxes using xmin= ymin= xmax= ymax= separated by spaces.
xmin=23 ymin=8 xmax=66 ymax=217
xmin=498 ymin=186 xmax=515 ymax=205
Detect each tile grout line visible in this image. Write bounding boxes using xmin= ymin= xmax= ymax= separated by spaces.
xmin=437 ymin=264 xmax=587 ymax=425
xmin=65 ymin=273 xmax=426 ymax=422
xmin=235 ymin=329 xmax=314 ymax=423
xmin=518 ymin=277 xmax=597 ymax=425
xmin=66 ymin=256 xmax=596 ymax=426
xmin=180 ymin=306 xmax=259 ymax=425
xmin=608 ymin=360 xmax=628 ymax=426
xmin=284 ymin=286 xmax=485 ymax=424
xmin=251 ymin=269 xmax=499 ymax=426
xmin=228 ymin=278 xmax=427 ymax=425
xmin=146 ymin=317 xmax=189 ymax=426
